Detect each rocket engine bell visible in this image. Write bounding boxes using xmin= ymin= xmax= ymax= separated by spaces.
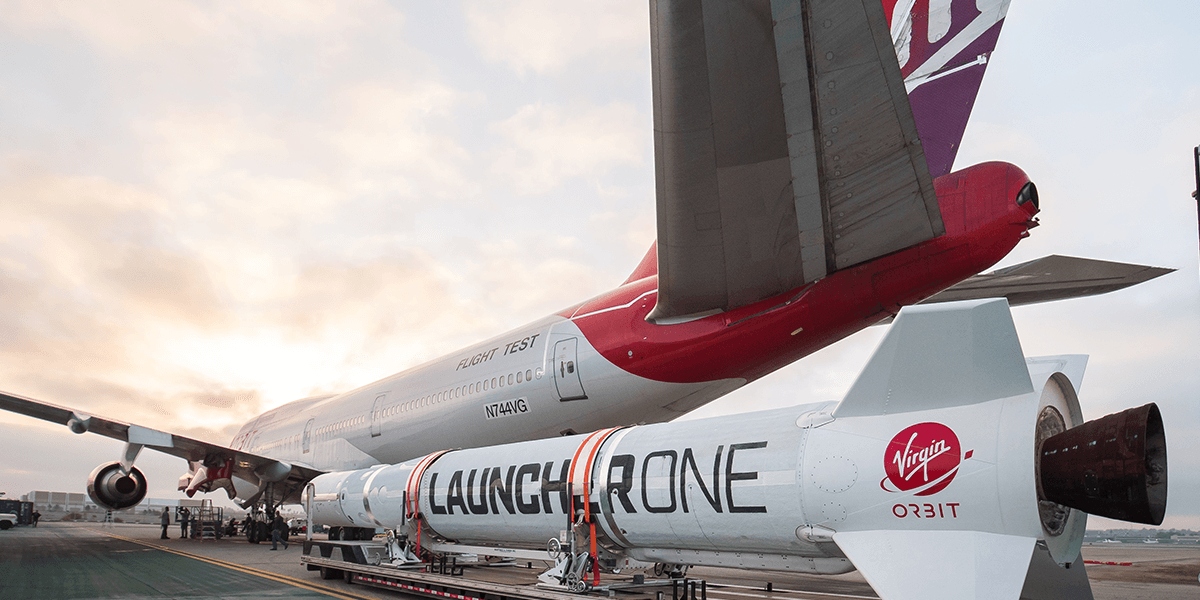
xmin=306 ymin=300 xmax=1169 ymax=600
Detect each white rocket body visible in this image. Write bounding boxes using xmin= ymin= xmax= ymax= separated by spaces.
xmin=308 ymin=300 xmax=1103 ymax=600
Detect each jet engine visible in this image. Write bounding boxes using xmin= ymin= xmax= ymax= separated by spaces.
xmin=87 ymin=461 xmax=149 ymax=511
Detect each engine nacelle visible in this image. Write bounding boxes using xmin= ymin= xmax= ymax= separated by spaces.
xmin=87 ymin=462 xmax=148 ymax=511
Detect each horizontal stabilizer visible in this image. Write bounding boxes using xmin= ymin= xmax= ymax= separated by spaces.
xmin=834 ymin=298 xmax=1032 ymax=418
xmin=834 ymin=530 xmax=1035 ymax=600
xmin=922 ymin=255 xmax=1173 ymax=307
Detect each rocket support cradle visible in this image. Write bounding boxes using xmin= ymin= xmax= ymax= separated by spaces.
xmin=306 ymin=300 xmax=1167 ymax=600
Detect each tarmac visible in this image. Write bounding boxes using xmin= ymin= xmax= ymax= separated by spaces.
xmin=0 ymin=523 xmax=1196 ymax=599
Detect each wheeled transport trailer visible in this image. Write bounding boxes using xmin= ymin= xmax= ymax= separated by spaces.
xmin=300 ymin=536 xmax=705 ymax=600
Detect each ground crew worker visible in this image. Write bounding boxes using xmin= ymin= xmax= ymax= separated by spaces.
xmin=179 ymin=507 xmax=190 ymax=539
xmin=270 ymin=513 xmax=288 ymax=550
xmin=160 ymin=507 xmax=170 ymax=539
xmin=31 ymin=510 xmax=40 ymax=527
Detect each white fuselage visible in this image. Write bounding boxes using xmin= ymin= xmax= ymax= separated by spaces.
xmin=227 ymin=315 xmax=743 ymax=500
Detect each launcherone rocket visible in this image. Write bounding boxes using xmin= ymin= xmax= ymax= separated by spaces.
xmin=306 ymin=299 xmax=1167 ymax=600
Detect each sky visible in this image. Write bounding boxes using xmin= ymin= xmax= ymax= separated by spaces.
xmin=0 ymin=1 xmax=1197 ymax=529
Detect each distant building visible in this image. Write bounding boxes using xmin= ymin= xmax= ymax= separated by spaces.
xmin=24 ymin=491 xmax=89 ymax=512
xmin=23 ymin=491 xmax=214 ymax=513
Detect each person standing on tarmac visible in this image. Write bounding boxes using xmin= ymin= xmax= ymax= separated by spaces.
xmin=160 ymin=507 xmax=170 ymax=539
xmin=179 ymin=507 xmax=190 ymax=539
xmin=31 ymin=510 xmax=40 ymax=527
xmin=270 ymin=513 xmax=288 ymax=550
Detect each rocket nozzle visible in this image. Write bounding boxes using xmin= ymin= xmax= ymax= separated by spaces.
xmin=1038 ymin=403 xmax=1167 ymax=525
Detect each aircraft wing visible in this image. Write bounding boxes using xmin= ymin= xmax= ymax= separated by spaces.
xmin=0 ymin=390 xmax=322 ymax=501
xmin=648 ymin=0 xmax=943 ymax=322
xmin=921 ymin=255 xmax=1174 ymax=307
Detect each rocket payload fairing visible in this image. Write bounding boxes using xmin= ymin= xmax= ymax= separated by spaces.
xmin=307 ymin=299 xmax=1166 ymax=600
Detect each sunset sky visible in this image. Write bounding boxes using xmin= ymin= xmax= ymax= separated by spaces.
xmin=0 ymin=1 xmax=1197 ymax=528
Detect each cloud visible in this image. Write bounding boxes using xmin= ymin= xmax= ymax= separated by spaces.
xmin=330 ymin=81 xmax=475 ymax=198
xmin=2 ymin=0 xmax=394 ymax=62
xmin=489 ymin=102 xmax=645 ymax=196
xmin=464 ymin=0 xmax=647 ymax=75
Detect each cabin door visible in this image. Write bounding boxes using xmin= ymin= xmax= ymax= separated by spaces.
xmin=302 ymin=418 xmax=315 ymax=453
xmin=552 ymin=337 xmax=587 ymax=401
xmin=370 ymin=394 xmax=386 ymax=437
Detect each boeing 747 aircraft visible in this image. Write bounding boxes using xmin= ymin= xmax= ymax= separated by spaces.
xmin=0 ymin=1 xmax=1171 ymax=534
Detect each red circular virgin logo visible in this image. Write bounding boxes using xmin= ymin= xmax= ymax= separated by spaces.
xmin=880 ymin=422 xmax=970 ymax=497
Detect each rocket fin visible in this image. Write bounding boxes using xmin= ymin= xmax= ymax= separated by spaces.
xmin=1018 ymin=544 xmax=1094 ymax=600
xmin=834 ymin=530 xmax=1035 ymax=600
xmin=1025 ymin=354 xmax=1088 ymax=397
xmin=834 ymin=298 xmax=1033 ymax=418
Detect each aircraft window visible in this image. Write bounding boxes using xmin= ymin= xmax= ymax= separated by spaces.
xmin=508 ymin=373 xmax=514 ymax=386
xmin=469 ymin=383 xmax=474 ymax=394
xmin=526 ymin=369 xmax=533 ymax=381
xmin=498 ymin=377 xmax=504 ymax=388
xmin=516 ymin=371 xmax=523 ymax=383
xmin=483 ymin=380 xmax=489 ymax=391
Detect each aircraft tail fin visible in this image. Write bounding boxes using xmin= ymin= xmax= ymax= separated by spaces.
xmin=886 ymin=0 xmax=1013 ymax=177
xmin=623 ymin=242 xmax=659 ymax=285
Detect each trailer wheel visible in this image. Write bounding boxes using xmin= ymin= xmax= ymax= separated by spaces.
xmin=0 ymin=521 xmax=11 ymax=530
xmin=343 ymin=569 xmax=354 ymax=584
xmin=319 ymin=566 xmax=342 ymax=580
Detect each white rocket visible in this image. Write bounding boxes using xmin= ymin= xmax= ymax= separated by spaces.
xmin=307 ymin=299 xmax=1167 ymax=600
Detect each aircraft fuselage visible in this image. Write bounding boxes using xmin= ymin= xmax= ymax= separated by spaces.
xmin=229 ymin=162 xmax=1037 ymax=499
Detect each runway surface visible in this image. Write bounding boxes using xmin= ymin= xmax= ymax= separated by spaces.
xmin=0 ymin=523 xmax=1196 ymax=599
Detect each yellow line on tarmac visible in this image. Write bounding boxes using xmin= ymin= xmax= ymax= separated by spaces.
xmin=95 ymin=530 xmax=376 ymax=600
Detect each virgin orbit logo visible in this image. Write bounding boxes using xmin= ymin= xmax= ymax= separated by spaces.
xmin=880 ymin=422 xmax=972 ymax=497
